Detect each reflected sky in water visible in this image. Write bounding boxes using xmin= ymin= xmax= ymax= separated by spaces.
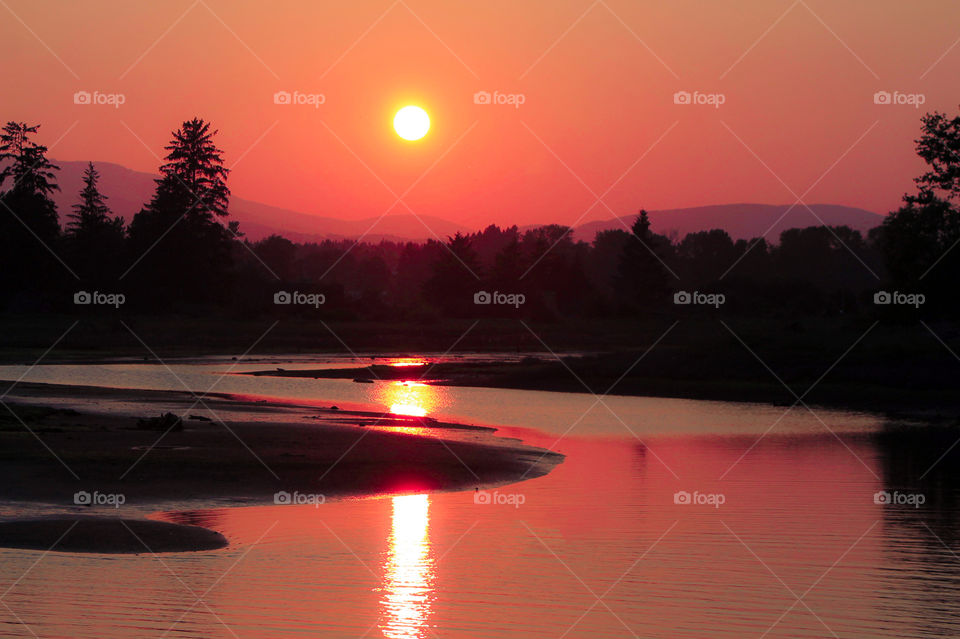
xmin=4 ymin=425 xmax=960 ymax=637
xmin=0 ymin=356 xmax=892 ymax=438
xmin=0 ymin=358 xmax=958 ymax=637
xmin=0 ymin=359 xmax=887 ymax=437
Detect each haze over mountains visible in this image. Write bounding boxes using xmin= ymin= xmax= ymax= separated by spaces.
xmin=572 ymin=204 xmax=883 ymax=243
xmin=51 ymin=160 xmax=465 ymax=243
xmin=52 ymin=160 xmax=883 ymax=244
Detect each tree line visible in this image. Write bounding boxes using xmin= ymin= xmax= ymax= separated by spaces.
xmin=1 ymin=110 xmax=959 ymax=320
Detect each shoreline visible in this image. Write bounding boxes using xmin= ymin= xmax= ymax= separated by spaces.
xmin=0 ymin=382 xmax=564 ymax=552
xmin=244 ymin=361 xmax=960 ymax=420
xmin=2 ymin=316 xmax=958 ymax=419
xmin=0 ymin=516 xmax=229 ymax=553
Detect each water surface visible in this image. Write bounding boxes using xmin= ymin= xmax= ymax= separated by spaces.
xmin=0 ymin=357 xmax=955 ymax=638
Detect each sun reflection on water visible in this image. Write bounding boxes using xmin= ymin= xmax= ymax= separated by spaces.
xmin=379 ymin=494 xmax=434 ymax=639
xmin=379 ymin=381 xmax=438 ymax=418
xmin=390 ymin=403 xmax=427 ymax=418
xmin=386 ymin=358 xmax=428 ymax=368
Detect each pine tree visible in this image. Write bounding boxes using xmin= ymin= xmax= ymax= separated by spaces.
xmin=0 ymin=122 xmax=61 ymax=241
xmin=423 ymin=232 xmax=483 ymax=315
xmin=0 ymin=122 xmax=63 ymax=302
xmin=65 ymin=162 xmax=125 ymax=284
xmin=615 ymin=210 xmax=673 ymax=312
xmin=127 ymin=118 xmax=235 ymax=307
xmin=68 ymin=163 xmax=119 ymax=233
xmin=156 ymin=118 xmax=230 ymax=222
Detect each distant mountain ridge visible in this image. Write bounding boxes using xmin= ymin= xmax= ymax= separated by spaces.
xmin=50 ymin=160 xmax=883 ymax=243
xmin=572 ymin=203 xmax=883 ymax=243
xmin=50 ymin=160 xmax=469 ymax=243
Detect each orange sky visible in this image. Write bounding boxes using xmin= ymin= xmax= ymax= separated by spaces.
xmin=2 ymin=0 xmax=958 ymax=228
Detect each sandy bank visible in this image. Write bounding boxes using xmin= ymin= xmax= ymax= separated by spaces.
xmin=0 ymin=516 xmax=228 ymax=553
xmin=0 ymin=382 xmax=564 ymax=506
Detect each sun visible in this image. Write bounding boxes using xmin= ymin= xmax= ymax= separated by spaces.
xmin=394 ymin=105 xmax=430 ymax=141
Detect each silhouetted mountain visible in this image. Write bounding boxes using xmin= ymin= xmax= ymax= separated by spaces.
xmin=52 ymin=161 xmax=881 ymax=244
xmin=573 ymin=204 xmax=883 ymax=242
xmin=51 ymin=160 xmax=469 ymax=243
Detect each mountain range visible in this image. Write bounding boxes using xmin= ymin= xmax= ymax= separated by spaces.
xmin=570 ymin=203 xmax=883 ymax=243
xmin=51 ymin=160 xmax=884 ymax=244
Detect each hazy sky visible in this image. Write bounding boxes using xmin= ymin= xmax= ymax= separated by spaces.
xmin=2 ymin=0 xmax=958 ymax=228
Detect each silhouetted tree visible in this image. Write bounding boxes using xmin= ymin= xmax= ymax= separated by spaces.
xmin=0 ymin=117 xmax=918 ymax=321
xmin=423 ymin=233 xmax=482 ymax=316
xmin=615 ymin=211 xmax=673 ymax=313
xmin=472 ymin=224 xmax=519 ymax=270
xmin=0 ymin=122 xmax=60 ymax=235
xmin=0 ymin=122 xmax=62 ymax=305
xmin=914 ymin=109 xmax=960 ymax=200
xmin=878 ymin=107 xmax=960 ymax=313
xmin=65 ymin=162 xmax=125 ymax=285
xmin=490 ymin=236 xmax=527 ymax=288
xmin=127 ymin=118 xmax=234 ymax=307
xmin=253 ymin=234 xmax=298 ymax=281
xmin=583 ymin=229 xmax=629 ymax=311
xmin=731 ymin=238 xmax=772 ymax=281
xmin=676 ymin=229 xmax=737 ymax=288
xmin=878 ymin=191 xmax=959 ymax=301
xmin=355 ymin=254 xmax=392 ymax=310
xmin=776 ymin=226 xmax=873 ymax=286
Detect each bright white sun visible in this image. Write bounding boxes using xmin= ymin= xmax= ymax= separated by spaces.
xmin=394 ymin=106 xmax=430 ymax=141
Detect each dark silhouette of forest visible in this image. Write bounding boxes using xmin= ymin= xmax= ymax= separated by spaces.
xmin=1 ymin=109 xmax=959 ymax=322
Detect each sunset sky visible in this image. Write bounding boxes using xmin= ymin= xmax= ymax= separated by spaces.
xmin=2 ymin=0 xmax=959 ymax=229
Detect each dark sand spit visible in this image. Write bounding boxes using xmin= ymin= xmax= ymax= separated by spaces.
xmin=0 ymin=516 xmax=228 ymax=553
xmin=0 ymin=383 xmax=563 ymax=504
xmin=0 ymin=382 xmax=563 ymax=552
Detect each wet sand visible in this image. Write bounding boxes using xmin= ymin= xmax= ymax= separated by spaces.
xmin=0 ymin=382 xmax=563 ymax=552
xmin=0 ymin=516 xmax=228 ymax=553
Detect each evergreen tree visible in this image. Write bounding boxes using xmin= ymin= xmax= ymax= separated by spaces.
xmin=0 ymin=122 xmax=62 ymax=304
xmin=490 ymin=236 xmax=527 ymax=288
xmin=127 ymin=118 xmax=234 ymax=307
xmin=157 ymin=118 xmax=230 ymax=221
xmin=68 ymin=163 xmax=120 ymax=233
xmin=423 ymin=233 xmax=483 ymax=316
xmin=65 ymin=162 xmax=125 ymax=285
xmin=0 ymin=122 xmax=61 ymax=239
xmin=615 ymin=210 xmax=673 ymax=312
